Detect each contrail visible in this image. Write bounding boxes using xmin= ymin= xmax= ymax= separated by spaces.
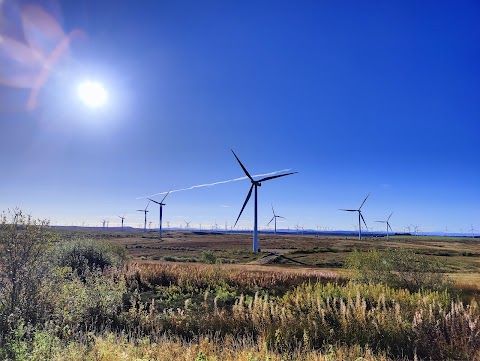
xmin=137 ymin=169 xmax=291 ymax=199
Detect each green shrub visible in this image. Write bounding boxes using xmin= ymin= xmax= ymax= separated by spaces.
xmin=201 ymin=250 xmax=217 ymax=264
xmin=345 ymin=248 xmax=452 ymax=292
xmin=55 ymin=239 xmax=127 ymax=276
xmin=0 ymin=210 xmax=55 ymax=332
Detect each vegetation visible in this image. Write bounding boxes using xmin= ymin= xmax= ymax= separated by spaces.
xmin=1 ymin=211 xmax=479 ymax=360
xmin=345 ymin=248 xmax=453 ymax=293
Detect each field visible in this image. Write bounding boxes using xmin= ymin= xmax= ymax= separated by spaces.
xmin=59 ymin=227 xmax=480 ymax=286
xmin=2 ymin=220 xmax=480 ymax=360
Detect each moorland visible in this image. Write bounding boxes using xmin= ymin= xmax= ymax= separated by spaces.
xmin=1 ymin=212 xmax=479 ymax=360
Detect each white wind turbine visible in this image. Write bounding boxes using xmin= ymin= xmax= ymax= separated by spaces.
xmin=339 ymin=194 xmax=369 ymax=240
xmin=136 ymin=201 xmax=150 ymax=233
xmin=470 ymin=224 xmax=478 ymax=238
xmin=148 ymin=189 xmax=171 ymax=239
xmin=267 ymin=205 xmax=285 ymax=234
xmin=118 ymin=213 xmax=126 ymax=231
xmin=375 ymin=212 xmax=394 ymax=240
xmin=231 ymin=149 xmax=297 ymax=252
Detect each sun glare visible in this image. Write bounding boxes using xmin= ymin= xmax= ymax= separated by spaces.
xmin=78 ymin=81 xmax=108 ymax=108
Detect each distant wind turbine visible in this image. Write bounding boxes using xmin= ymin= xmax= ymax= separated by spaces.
xmin=118 ymin=213 xmax=126 ymax=231
xmin=267 ymin=205 xmax=285 ymax=234
xmin=136 ymin=201 xmax=150 ymax=233
xmin=444 ymin=226 xmax=449 ymax=236
xmin=148 ymin=189 xmax=171 ymax=239
xmin=414 ymin=225 xmax=420 ymax=236
xmin=231 ymin=149 xmax=296 ymax=252
xmin=102 ymin=219 xmax=107 ymax=229
xmin=339 ymin=194 xmax=369 ymax=240
xmin=470 ymin=224 xmax=477 ymax=238
xmin=184 ymin=220 xmax=191 ymax=230
xmin=375 ymin=211 xmax=394 ymax=240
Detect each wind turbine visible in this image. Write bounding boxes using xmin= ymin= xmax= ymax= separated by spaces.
xmin=148 ymin=190 xmax=171 ymax=239
xmin=184 ymin=220 xmax=191 ymax=230
xmin=136 ymin=201 xmax=150 ymax=233
xmin=414 ymin=225 xmax=420 ymax=236
xmin=375 ymin=212 xmax=394 ymax=240
xmin=118 ymin=214 xmax=126 ymax=231
xmin=444 ymin=226 xmax=449 ymax=236
xmin=267 ymin=205 xmax=285 ymax=234
xmin=339 ymin=194 xmax=369 ymax=240
xmin=231 ymin=149 xmax=297 ymax=252
xmin=470 ymin=224 xmax=477 ymax=238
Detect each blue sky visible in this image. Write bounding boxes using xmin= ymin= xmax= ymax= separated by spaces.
xmin=1 ymin=0 xmax=479 ymax=233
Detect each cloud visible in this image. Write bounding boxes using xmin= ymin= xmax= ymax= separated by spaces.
xmin=137 ymin=169 xmax=291 ymax=199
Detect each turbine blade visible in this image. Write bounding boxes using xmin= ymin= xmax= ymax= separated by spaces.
xmin=258 ymin=171 xmax=297 ymax=182
xmin=271 ymin=204 xmax=275 ymax=215
xmin=375 ymin=221 xmax=386 ymax=223
xmin=387 ymin=211 xmax=394 ymax=221
xmin=388 ymin=223 xmax=393 ymax=232
xmin=231 ymin=149 xmax=254 ymax=181
xmin=359 ymin=193 xmax=370 ymax=210
xmin=339 ymin=209 xmax=357 ymax=212
xmin=145 ymin=200 xmax=151 ymax=211
xmin=360 ymin=212 xmax=368 ymax=229
xmin=234 ymin=184 xmax=254 ymax=227
xmin=267 ymin=216 xmax=274 ymax=226
xmin=161 ymin=188 xmax=172 ymax=203
xmin=277 ymin=216 xmax=285 ymax=219
xmin=147 ymin=198 xmax=161 ymax=205
xmin=136 ymin=210 xmax=143 ymax=212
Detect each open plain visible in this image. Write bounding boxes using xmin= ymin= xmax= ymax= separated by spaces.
xmin=57 ymin=227 xmax=480 ymax=287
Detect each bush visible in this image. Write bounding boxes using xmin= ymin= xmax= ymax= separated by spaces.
xmin=201 ymin=250 xmax=217 ymax=264
xmin=345 ymin=248 xmax=452 ymax=292
xmin=0 ymin=209 xmax=55 ymax=331
xmin=55 ymin=239 xmax=127 ymax=276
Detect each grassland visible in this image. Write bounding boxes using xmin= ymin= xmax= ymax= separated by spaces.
xmin=63 ymin=228 xmax=480 ymax=286
xmin=2 ymin=222 xmax=480 ymax=360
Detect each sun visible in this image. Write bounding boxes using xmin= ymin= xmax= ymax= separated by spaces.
xmin=77 ymin=81 xmax=108 ymax=108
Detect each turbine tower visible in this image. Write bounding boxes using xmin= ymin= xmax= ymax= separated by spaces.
xmin=118 ymin=213 xmax=126 ymax=231
xmin=136 ymin=201 xmax=150 ymax=233
xmin=267 ymin=205 xmax=285 ymax=234
xmin=148 ymin=190 xmax=171 ymax=239
xmin=375 ymin=211 xmax=394 ymax=240
xmin=231 ymin=149 xmax=296 ymax=252
xmin=339 ymin=194 xmax=369 ymax=240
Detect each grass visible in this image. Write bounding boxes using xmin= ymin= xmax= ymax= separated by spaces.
xmin=2 ymin=224 xmax=480 ymax=360
xmin=80 ymin=229 xmax=480 ymax=280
